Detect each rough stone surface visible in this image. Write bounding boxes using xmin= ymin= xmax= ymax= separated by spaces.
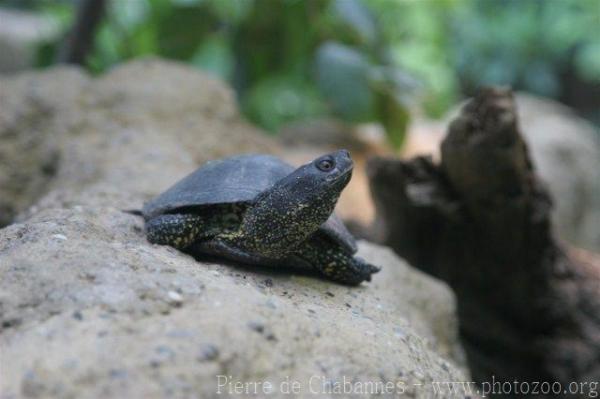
xmin=515 ymin=94 xmax=600 ymax=252
xmin=0 ymin=66 xmax=88 ymax=226
xmin=0 ymin=59 xmax=467 ymax=398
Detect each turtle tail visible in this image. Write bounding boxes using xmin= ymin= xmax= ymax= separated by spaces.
xmin=123 ymin=209 xmax=143 ymax=217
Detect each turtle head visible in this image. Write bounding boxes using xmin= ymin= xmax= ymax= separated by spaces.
xmin=291 ymin=149 xmax=354 ymax=196
xmin=240 ymin=150 xmax=353 ymax=257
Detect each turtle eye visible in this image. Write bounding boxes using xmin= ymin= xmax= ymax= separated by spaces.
xmin=317 ymin=158 xmax=335 ymax=172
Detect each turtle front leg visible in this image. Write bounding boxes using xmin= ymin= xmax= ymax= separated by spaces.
xmin=292 ymin=236 xmax=380 ymax=286
xmin=146 ymin=214 xmax=206 ymax=249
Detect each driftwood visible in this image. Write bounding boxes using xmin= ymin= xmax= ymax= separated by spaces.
xmin=368 ymin=87 xmax=600 ymax=392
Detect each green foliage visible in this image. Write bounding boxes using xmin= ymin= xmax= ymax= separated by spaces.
xmin=313 ymin=41 xmax=416 ymax=147
xmin=449 ymin=0 xmax=600 ymax=97
xmin=190 ymin=33 xmax=235 ymax=82
xmin=315 ymin=42 xmax=374 ymax=122
xmin=22 ymin=0 xmax=416 ymax=148
xmin=243 ymin=74 xmax=327 ymax=133
xmin=366 ymin=0 xmax=459 ymax=117
xmin=576 ymin=41 xmax=600 ymax=82
xmin=365 ymin=0 xmax=599 ymax=117
xmin=16 ymin=0 xmax=599 ymax=146
xmin=369 ymin=66 xmax=416 ymax=148
xmin=328 ymin=0 xmax=378 ymax=46
xmin=30 ymin=1 xmax=74 ymax=68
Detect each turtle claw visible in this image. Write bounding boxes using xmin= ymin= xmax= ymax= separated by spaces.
xmin=368 ymin=264 xmax=381 ymax=274
xmin=329 ymin=257 xmax=380 ymax=285
xmin=356 ymin=257 xmax=380 ymax=282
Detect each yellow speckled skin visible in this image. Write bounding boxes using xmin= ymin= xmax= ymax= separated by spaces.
xmin=290 ymin=232 xmax=379 ymax=285
xmin=145 ymin=150 xmax=380 ymax=285
xmin=146 ymin=214 xmax=204 ymax=249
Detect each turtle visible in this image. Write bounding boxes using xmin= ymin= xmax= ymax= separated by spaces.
xmin=141 ymin=149 xmax=380 ymax=285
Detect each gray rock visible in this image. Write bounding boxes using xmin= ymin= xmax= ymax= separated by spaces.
xmin=515 ymin=94 xmax=600 ymax=252
xmin=0 ymin=66 xmax=88 ymax=226
xmin=0 ymin=59 xmax=467 ymax=398
xmin=0 ymin=8 xmax=60 ymax=73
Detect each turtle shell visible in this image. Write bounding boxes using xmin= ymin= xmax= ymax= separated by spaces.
xmin=142 ymin=154 xmax=357 ymax=253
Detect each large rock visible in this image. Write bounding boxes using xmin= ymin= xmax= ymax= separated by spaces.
xmin=0 ymin=66 xmax=88 ymax=226
xmin=514 ymin=94 xmax=600 ymax=252
xmin=0 ymin=59 xmax=467 ymax=398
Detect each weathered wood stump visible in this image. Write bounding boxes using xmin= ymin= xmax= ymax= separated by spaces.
xmin=368 ymin=87 xmax=600 ymax=393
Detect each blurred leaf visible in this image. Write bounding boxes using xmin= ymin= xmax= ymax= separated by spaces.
xmin=190 ymin=34 xmax=235 ymax=81
xmin=87 ymin=24 xmax=122 ymax=73
xmin=34 ymin=40 xmax=59 ymax=68
xmin=110 ymin=0 xmax=150 ymax=30
xmin=155 ymin=5 xmax=211 ymax=60
xmin=368 ymin=67 xmax=414 ymax=149
xmin=368 ymin=66 xmax=419 ymax=104
xmin=128 ymin=22 xmax=159 ymax=56
xmin=172 ymin=0 xmax=203 ymax=5
xmin=575 ymin=41 xmax=600 ymax=82
xmin=37 ymin=1 xmax=74 ymax=25
xmin=330 ymin=0 xmax=377 ymax=45
xmin=28 ymin=2 xmax=71 ymax=67
xmin=207 ymin=0 xmax=254 ymax=24
xmin=314 ymin=41 xmax=374 ymax=121
xmin=376 ymin=91 xmax=410 ymax=150
xmin=243 ymin=75 xmax=327 ymax=133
